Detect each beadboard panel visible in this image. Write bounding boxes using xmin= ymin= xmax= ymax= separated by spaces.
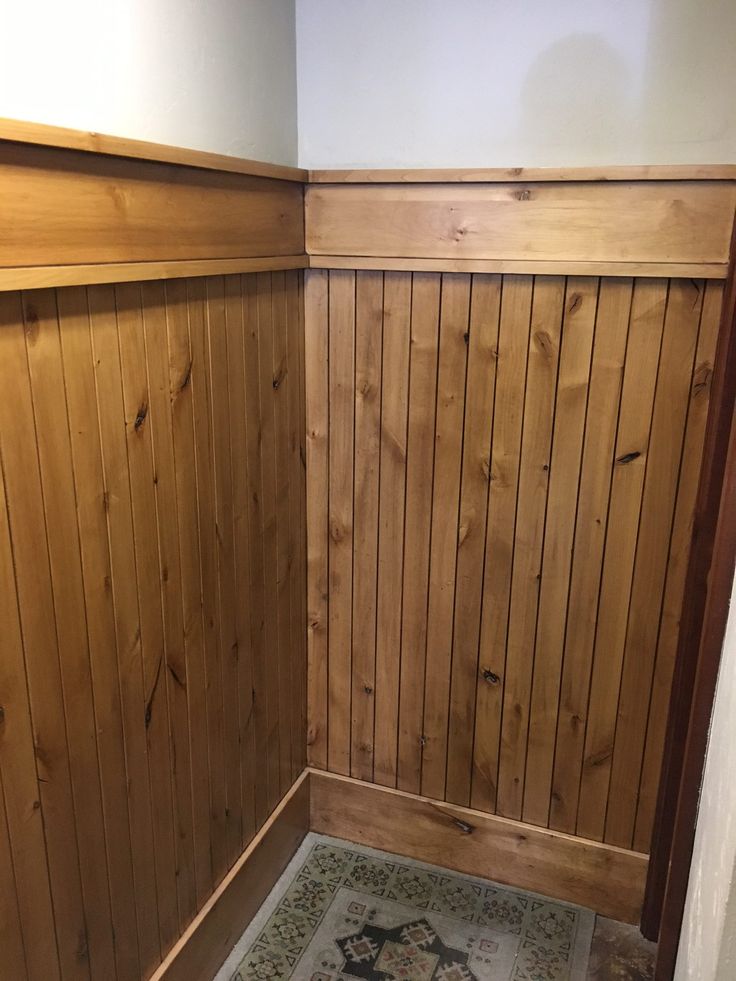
xmin=305 ymin=268 xmax=724 ymax=858
xmin=0 ymin=271 xmax=307 ymax=980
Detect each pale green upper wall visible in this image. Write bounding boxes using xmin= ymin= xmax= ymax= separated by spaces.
xmin=295 ymin=0 xmax=736 ymax=168
xmin=0 ymin=0 xmax=298 ymax=165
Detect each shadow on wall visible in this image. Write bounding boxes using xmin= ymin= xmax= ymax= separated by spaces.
xmin=642 ymin=0 xmax=736 ymax=160
xmin=518 ymin=0 xmax=736 ymax=166
xmin=518 ymin=33 xmax=631 ymax=165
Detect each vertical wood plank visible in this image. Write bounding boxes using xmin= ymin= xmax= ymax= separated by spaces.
xmin=115 ymin=282 xmax=179 ymax=949
xmin=374 ymin=272 xmax=411 ymax=787
xmin=298 ymin=271 xmax=309 ymax=773
xmin=23 ymin=289 xmax=116 ymax=978
xmin=0 ymin=382 xmax=60 ymax=978
xmin=257 ymin=272 xmax=282 ymax=809
xmin=186 ymin=278 xmax=228 ymax=880
xmin=350 ymin=271 xmax=383 ymax=781
xmin=0 ymin=290 xmax=89 ymax=980
xmin=242 ymin=274 xmax=270 ymax=829
xmin=305 ymin=271 xmax=329 ymax=770
xmin=225 ymin=275 xmax=256 ymax=846
xmin=605 ymin=279 xmax=704 ymax=848
xmin=523 ymin=277 xmax=598 ymax=827
xmin=287 ymin=270 xmax=307 ymax=781
xmin=141 ymin=281 xmax=197 ymax=925
xmin=445 ymin=275 xmax=501 ymax=806
xmin=496 ymin=277 xmax=565 ymax=819
xmin=633 ymin=280 xmax=724 ymax=853
xmin=0 ymin=771 xmax=28 ymax=980
xmin=58 ymin=286 xmax=141 ymax=980
xmin=206 ymin=278 xmax=242 ymax=863
xmin=164 ymin=279 xmax=214 ymax=903
xmin=397 ymin=274 xmax=441 ymax=794
xmin=327 ymin=270 xmax=355 ymax=776
xmin=88 ymin=283 xmax=160 ymax=974
xmin=471 ymin=276 xmax=534 ymax=813
xmin=549 ymin=278 xmax=632 ymax=833
xmin=576 ymin=279 xmax=669 ymax=841
xmin=272 ymin=271 xmax=294 ymax=796
xmin=421 ymin=274 xmax=471 ymax=801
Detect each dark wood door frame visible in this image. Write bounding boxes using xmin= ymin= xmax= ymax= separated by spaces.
xmin=642 ymin=229 xmax=736 ymax=980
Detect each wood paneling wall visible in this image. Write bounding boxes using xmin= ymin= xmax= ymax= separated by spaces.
xmin=0 ymin=142 xmax=305 ymax=269
xmin=306 ymin=181 xmax=736 ymax=278
xmin=0 ymin=271 xmax=306 ymax=981
xmin=305 ymin=268 xmax=724 ymax=858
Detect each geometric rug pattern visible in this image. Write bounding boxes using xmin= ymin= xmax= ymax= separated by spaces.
xmin=218 ymin=834 xmax=595 ymax=980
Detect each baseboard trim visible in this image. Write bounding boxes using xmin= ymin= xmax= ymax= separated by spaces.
xmin=308 ymin=769 xmax=648 ymax=924
xmin=150 ymin=766 xmax=647 ymax=978
xmin=149 ymin=770 xmax=310 ymax=981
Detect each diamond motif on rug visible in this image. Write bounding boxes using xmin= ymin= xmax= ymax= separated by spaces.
xmin=336 ymin=916 xmax=477 ymax=979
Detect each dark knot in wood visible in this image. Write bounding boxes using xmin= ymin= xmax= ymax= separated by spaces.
xmin=134 ymin=403 xmax=148 ymax=431
xmin=616 ymin=450 xmax=641 ymax=465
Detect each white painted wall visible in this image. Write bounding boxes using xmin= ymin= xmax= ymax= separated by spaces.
xmin=296 ymin=0 xmax=736 ymax=168
xmin=675 ymin=572 xmax=736 ymax=981
xmin=0 ymin=0 xmax=298 ymax=164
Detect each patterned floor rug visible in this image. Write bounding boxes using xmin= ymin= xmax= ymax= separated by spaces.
xmin=215 ymin=834 xmax=595 ymax=981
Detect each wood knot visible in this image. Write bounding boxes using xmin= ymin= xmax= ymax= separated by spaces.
xmin=567 ymin=293 xmax=583 ymax=315
xmin=363 ymin=685 xmax=373 ymax=695
xmin=272 ymin=361 xmax=286 ymax=390
xmin=586 ymin=747 xmax=612 ymax=768
xmin=24 ymin=304 xmax=40 ymax=342
xmin=482 ymin=668 xmax=500 ymax=685
xmin=692 ymin=362 xmax=712 ymax=398
xmin=134 ymin=403 xmax=148 ymax=431
xmin=534 ymin=330 xmax=553 ymax=359
xmin=452 ymin=817 xmax=474 ymax=834
xmin=177 ymin=360 xmax=193 ymax=394
xmin=616 ymin=450 xmax=641 ymax=465
xmin=515 ymin=188 xmax=531 ymax=201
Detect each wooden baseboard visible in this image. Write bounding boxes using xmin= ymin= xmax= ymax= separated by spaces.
xmin=308 ymin=769 xmax=648 ymax=924
xmin=147 ymin=765 xmax=648 ymax=979
xmin=149 ymin=770 xmax=310 ymax=981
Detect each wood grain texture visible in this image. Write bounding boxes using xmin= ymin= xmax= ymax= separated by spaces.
xmin=0 ymin=272 xmax=307 ymax=979
xmin=0 ymin=256 xmax=309 ymax=293
xmin=309 ymin=165 xmax=736 ymax=183
xmin=304 ymin=270 xmax=724 ymax=856
xmin=306 ymin=183 xmax=736 ymax=266
xmin=0 ymin=142 xmax=304 ymax=268
xmin=308 ymin=255 xmax=728 ymax=280
xmin=309 ymin=769 xmax=648 ymax=924
xmin=150 ymin=771 xmax=309 ymax=981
